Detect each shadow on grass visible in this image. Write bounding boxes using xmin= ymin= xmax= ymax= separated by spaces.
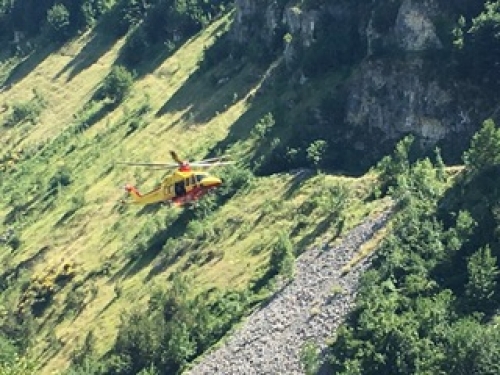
xmin=111 ymin=208 xmax=195 ymax=281
xmin=283 ymin=168 xmax=315 ymax=200
xmin=54 ymin=23 xmax=121 ymax=82
xmin=0 ymin=245 xmax=50 ymax=292
xmin=75 ymin=101 xmax=118 ymax=132
xmin=207 ymin=90 xmax=272 ymax=154
xmin=117 ymin=18 xmax=229 ymax=82
xmin=4 ymin=44 xmax=54 ymax=87
xmin=136 ymin=203 xmax=165 ymax=216
xmin=294 ymin=212 xmax=344 ymax=256
xmin=95 ymin=295 xmax=119 ymax=318
xmin=154 ymin=60 xmax=262 ymax=132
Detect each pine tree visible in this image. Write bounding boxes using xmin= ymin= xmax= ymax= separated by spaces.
xmin=465 ymin=245 xmax=499 ymax=311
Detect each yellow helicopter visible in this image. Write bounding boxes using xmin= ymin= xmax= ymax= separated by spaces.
xmin=119 ymin=151 xmax=233 ymax=207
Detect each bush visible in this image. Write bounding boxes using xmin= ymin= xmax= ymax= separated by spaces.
xmin=306 ymin=139 xmax=327 ymax=171
xmin=4 ymin=91 xmax=46 ymax=127
xmin=252 ymin=113 xmax=275 ymax=139
xmin=0 ymin=335 xmax=18 ymax=365
xmin=269 ymin=231 xmax=295 ymax=279
xmin=300 ymin=340 xmax=320 ymax=375
xmin=48 ymin=166 xmax=72 ymax=193
xmin=7 ymin=233 xmax=21 ymax=251
xmin=98 ymin=66 xmax=134 ymax=103
xmin=218 ymin=164 xmax=254 ymax=200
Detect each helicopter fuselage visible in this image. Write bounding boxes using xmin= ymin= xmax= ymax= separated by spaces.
xmin=125 ymin=169 xmax=222 ymax=206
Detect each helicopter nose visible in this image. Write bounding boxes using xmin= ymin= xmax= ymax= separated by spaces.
xmin=200 ymin=176 xmax=222 ymax=188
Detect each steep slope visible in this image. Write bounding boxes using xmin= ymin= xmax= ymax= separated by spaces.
xmin=0 ymin=10 xmax=387 ymax=374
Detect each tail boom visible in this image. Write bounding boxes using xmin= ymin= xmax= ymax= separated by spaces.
xmin=123 ymin=184 xmax=166 ymax=205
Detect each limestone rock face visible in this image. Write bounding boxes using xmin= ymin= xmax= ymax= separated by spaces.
xmin=347 ymin=60 xmax=458 ymax=143
xmin=395 ymin=0 xmax=442 ymax=51
xmin=232 ymin=0 xmax=259 ymax=44
xmin=230 ymin=0 xmax=490 ymax=164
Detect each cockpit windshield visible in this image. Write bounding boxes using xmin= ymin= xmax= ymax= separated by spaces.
xmin=195 ymin=174 xmax=205 ymax=182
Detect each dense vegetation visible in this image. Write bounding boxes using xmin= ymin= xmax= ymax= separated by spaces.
xmin=328 ymin=120 xmax=500 ymax=374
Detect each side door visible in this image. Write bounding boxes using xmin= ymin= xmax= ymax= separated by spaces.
xmin=174 ymin=180 xmax=186 ymax=196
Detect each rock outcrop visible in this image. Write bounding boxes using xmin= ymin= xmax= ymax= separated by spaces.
xmin=230 ymin=0 xmax=491 ymax=166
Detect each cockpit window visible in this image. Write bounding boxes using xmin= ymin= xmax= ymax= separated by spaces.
xmin=195 ymin=174 xmax=204 ymax=182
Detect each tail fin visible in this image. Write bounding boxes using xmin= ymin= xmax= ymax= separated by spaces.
xmin=124 ymin=184 xmax=142 ymax=203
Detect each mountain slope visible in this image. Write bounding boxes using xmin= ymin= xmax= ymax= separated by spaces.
xmin=0 ymin=9 xmax=388 ymax=374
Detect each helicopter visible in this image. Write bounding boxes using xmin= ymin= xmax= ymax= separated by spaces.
xmin=119 ymin=151 xmax=233 ymax=207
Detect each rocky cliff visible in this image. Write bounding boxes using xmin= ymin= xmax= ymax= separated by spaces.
xmin=230 ymin=0 xmax=496 ymax=170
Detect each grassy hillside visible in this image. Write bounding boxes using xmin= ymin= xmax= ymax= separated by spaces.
xmin=0 ymin=12 xmax=386 ymax=374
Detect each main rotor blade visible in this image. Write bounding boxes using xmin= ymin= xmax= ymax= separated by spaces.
xmin=116 ymin=162 xmax=179 ymax=168
xmin=170 ymin=150 xmax=183 ymax=164
xmin=190 ymin=161 xmax=235 ymax=167
xmin=196 ymin=155 xmax=232 ymax=163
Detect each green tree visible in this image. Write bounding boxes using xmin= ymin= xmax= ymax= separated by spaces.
xmin=441 ymin=318 xmax=484 ymax=375
xmin=458 ymin=1 xmax=500 ymax=87
xmin=377 ymin=135 xmax=414 ymax=193
xmin=47 ymin=4 xmax=71 ymax=41
xmin=445 ymin=210 xmax=476 ymax=252
xmin=137 ymin=364 xmax=159 ymax=375
xmin=163 ymin=322 xmax=196 ymax=370
xmin=434 ymin=147 xmax=446 ymax=182
xmin=476 ymin=323 xmax=500 ymax=375
xmin=81 ymin=0 xmax=111 ymax=28
xmin=306 ymin=139 xmax=327 ymax=171
xmin=300 ymin=341 xmax=320 ymax=375
xmin=465 ymin=245 xmax=499 ymax=310
xmin=463 ymin=119 xmax=500 ymax=173
xmin=113 ymin=309 xmax=165 ymax=373
xmin=99 ymin=65 xmax=134 ymax=104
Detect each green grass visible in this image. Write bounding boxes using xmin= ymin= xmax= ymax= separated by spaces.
xmin=0 ymin=13 xmax=387 ymax=374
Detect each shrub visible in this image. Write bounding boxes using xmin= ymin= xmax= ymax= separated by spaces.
xmin=4 ymin=91 xmax=46 ymax=127
xmin=300 ymin=340 xmax=320 ymax=375
xmin=269 ymin=231 xmax=295 ymax=279
xmin=0 ymin=335 xmax=17 ymax=365
xmin=48 ymin=166 xmax=72 ymax=192
xmin=7 ymin=233 xmax=21 ymax=251
xmin=252 ymin=113 xmax=275 ymax=139
xmin=306 ymin=139 xmax=328 ymax=171
xmin=98 ymin=66 xmax=134 ymax=103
